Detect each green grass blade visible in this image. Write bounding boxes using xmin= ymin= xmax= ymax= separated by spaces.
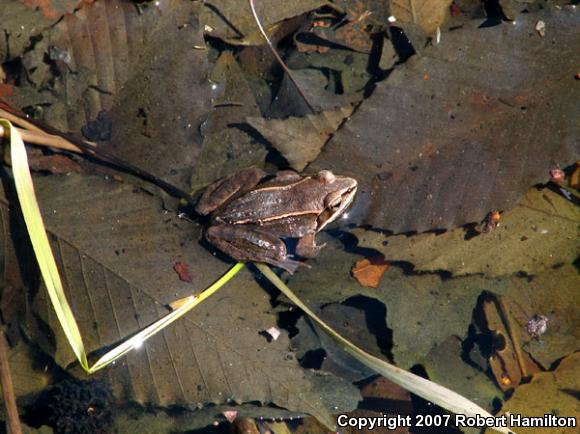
xmin=2 ymin=119 xmax=245 ymax=374
xmin=256 ymin=263 xmax=514 ymax=434
xmin=88 ymin=262 xmax=244 ymax=373
xmin=2 ymin=120 xmax=90 ymax=371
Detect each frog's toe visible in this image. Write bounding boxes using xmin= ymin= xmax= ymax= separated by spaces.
xmin=268 ymin=257 xmax=308 ymax=274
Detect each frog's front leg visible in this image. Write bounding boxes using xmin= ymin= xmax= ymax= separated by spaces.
xmin=295 ymin=233 xmax=326 ymax=258
xmin=206 ymin=225 xmax=305 ymax=274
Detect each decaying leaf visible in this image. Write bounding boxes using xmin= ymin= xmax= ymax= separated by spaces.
xmin=232 ymin=418 xmax=260 ymax=434
xmin=200 ymin=0 xmax=326 ymax=45
xmin=0 ymin=174 xmax=359 ymax=426
xmin=351 ymin=257 xmax=390 ymax=288
xmin=297 ymin=0 xmax=389 ymax=54
xmin=0 ymin=1 xmax=53 ymax=63
xmin=191 ymin=51 xmax=267 ymax=191
xmin=569 ymin=160 xmax=580 ymax=189
xmin=311 ymin=9 xmax=580 ymax=233
xmin=390 ymin=0 xmax=452 ymax=34
xmin=425 ymin=336 xmax=503 ymax=412
xmin=26 ymin=147 xmax=84 ymax=174
xmin=498 ymin=265 xmax=579 ymax=370
xmin=348 ymin=376 xmax=411 ymax=434
xmin=246 ymin=105 xmax=354 ymax=171
xmin=173 ymin=262 xmax=193 ymax=283
xmin=295 ymin=376 xmax=411 ymax=434
xmin=21 ymin=0 xmax=84 ymax=20
xmin=8 ymin=0 xmax=213 ymax=197
xmin=497 ymin=352 xmax=580 ymax=434
xmin=478 ymin=295 xmax=541 ymax=391
xmin=353 ymin=188 xmax=579 ymax=278
xmin=8 ymin=341 xmax=51 ymax=400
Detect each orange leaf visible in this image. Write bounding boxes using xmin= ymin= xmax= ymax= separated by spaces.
xmin=351 ymin=257 xmax=389 ymax=288
xmin=173 ymin=262 xmax=193 ymax=283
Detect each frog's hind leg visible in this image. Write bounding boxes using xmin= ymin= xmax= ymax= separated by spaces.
xmin=195 ymin=168 xmax=265 ymax=215
xmin=205 ymin=225 xmax=305 ymax=274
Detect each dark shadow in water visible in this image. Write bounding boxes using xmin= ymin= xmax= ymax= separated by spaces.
xmin=408 ymin=365 xmax=464 ymax=434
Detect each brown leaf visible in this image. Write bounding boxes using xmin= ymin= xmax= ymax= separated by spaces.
xmin=570 ymin=160 xmax=580 ymax=189
xmin=340 ymin=376 xmax=411 ymax=434
xmin=173 ymin=262 xmax=193 ymax=283
xmin=232 ymin=418 xmax=260 ymax=434
xmin=0 ymin=83 xmax=13 ymax=99
xmin=351 ymin=257 xmax=390 ymax=289
xmin=390 ymin=0 xmax=452 ymax=34
xmin=311 ymin=10 xmax=580 ymax=233
xmin=247 ymin=106 xmax=354 ymax=171
xmin=354 ymin=188 xmax=580 ymax=278
xmin=26 ymin=147 xmax=84 ymax=174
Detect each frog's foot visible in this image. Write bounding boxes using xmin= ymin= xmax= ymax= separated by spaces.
xmin=269 ymin=257 xmax=310 ymax=274
xmin=296 ymin=234 xmax=326 ymax=258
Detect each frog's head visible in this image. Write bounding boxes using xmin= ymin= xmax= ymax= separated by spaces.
xmin=317 ymin=170 xmax=358 ymax=229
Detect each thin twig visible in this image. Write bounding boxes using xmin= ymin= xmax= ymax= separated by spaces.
xmin=0 ymin=330 xmax=23 ymax=434
xmin=248 ymin=0 xmax=316 ymax=113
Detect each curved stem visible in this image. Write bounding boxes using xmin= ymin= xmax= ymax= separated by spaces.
xmin=248 ymin=0 xmax=316 ymax=113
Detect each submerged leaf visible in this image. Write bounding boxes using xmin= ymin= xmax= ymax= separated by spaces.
xmin=200 ymin=0 xmax=326 ymax=45
xmin=246 ymin=105 xmax=354 ymax=171
xmin=354 ymin=188 xmax=579 ymax=277
xmin=425 ymin=336 xmax=503 ymax=412
xmin=311 ymin=9 xmax=580 ymax=233
xmin=191 ymin=52 xmax=267 ymax=190
xmin=8 ymin=0 xmax=213 ymax=197
xmin=499 ymin=352 xmax=580 ymax=434
xmin=390 ymin=0 xmax=452 ymax=34
xmin=351 ymin=257 xmax=390 ymax=289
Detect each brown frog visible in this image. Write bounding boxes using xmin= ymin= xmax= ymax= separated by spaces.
xmin=196 ymin=168 xmax=358 ymax=273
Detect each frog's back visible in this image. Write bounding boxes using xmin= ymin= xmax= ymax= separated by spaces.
xmin=214 ymin=179 xmax=324 ymax=225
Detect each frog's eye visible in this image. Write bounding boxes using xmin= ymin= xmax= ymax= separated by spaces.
xmin=324 ymin=190 xmax=342 ymax=209
xmin=317 ymin=170 xmax=336 ymax=184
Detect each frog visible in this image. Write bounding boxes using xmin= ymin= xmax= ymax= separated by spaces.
xmin=195 ymin=168 xmax=358 ymax=273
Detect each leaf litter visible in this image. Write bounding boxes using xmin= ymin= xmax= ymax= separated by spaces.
xmin=311 ymin=8 xmax=580 ymax=233
xmin=7 ymin=0 xmax=213 ymax=202
xmin=1 ymin=1 xmax=579 ymax=431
